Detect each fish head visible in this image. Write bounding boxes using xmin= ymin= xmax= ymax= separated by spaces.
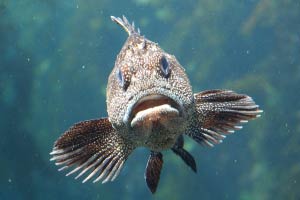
xmin=107 ymin=16 xmax=194 ymax=141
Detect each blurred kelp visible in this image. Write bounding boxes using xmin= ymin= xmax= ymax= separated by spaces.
xmin=0 ymin=0 xmax=299 ymax=199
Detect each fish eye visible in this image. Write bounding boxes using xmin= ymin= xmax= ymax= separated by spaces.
xmin=116 ymin=68 xmax=130 ymax=90
xmin=160 ymin=56 xmax=170 ymax=78
xmin=117 ymin=68 xmax=124 ymax=85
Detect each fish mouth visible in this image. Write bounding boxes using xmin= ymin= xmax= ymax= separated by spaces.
xmin=124 ymin=94 xmax=183 ymax=128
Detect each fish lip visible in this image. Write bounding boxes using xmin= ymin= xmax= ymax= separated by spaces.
xmin=123 ymin=92 xmax=184 ymax=126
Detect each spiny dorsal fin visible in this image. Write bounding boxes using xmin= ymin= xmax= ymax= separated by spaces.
xmin=111 ymin=15 xmax=140 ymax=36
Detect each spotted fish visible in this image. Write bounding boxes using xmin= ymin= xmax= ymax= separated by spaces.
xmin=50 ymin=16 xmax=262 ymax=193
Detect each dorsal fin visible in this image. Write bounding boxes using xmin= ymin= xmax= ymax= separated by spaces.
xmin=111 ymin=15 xmax=140 ymax=36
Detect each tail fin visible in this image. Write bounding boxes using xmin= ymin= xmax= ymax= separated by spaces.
xmin=186 ymin=90 xmax=262 ymax=147
xmin=50 ymin=118 xmax=134 ymax=183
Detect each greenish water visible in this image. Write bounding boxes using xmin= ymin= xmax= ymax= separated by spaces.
xmin=1 ymin=0 xmax=299 ymax=199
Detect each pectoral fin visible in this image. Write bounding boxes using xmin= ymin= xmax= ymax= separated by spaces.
xmin=145 ymin=151 xmax=163 ymax=194
xmin=50 ymin=118 xmax=135 ymax=183
xmin=187 ymin=90 xmax=262 ymax=146
xmin=172 ymin=135 xmax=197 ymax=173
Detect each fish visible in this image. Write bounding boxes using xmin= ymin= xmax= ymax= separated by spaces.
xmin=50 ymin=16 xmax=263 ymax=194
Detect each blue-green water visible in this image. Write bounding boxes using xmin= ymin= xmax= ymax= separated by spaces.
xmin=1 ymin=0 xmax=299 ymax=199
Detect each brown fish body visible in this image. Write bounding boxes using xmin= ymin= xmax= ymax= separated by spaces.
xmin=107 ymin=29 xmax=194 ymax=151
xmin=50 ymin=16 xmax=262 ymax=193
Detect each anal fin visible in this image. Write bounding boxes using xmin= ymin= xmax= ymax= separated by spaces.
xmin=145 ymin=151 xmax=163 ymax=194
xmin=50 ymin=118 xmax=134 ymax=183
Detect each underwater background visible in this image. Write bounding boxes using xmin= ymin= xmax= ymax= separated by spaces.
xmin=1 ymin=0 xmax=299 ymax=199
